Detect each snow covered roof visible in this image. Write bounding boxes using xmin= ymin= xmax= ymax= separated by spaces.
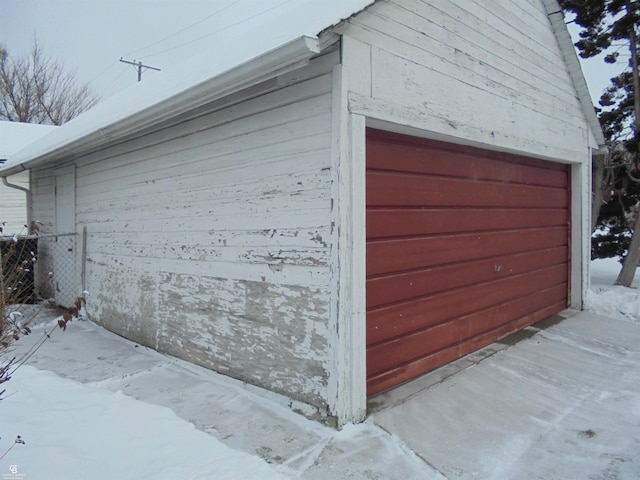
xmin=0 ymin=0 xmax=375 ymax=176
xmin=0 ymin=121 xmax=58 ymax=160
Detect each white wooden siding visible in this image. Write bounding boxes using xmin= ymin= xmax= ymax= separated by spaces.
xmin=340 ymin=0 xmax=594 ymax=162
xmin=0 ymin=172 xmax=29 ymax=235
xmin=30 ymin=51 xmax=339 ymax=416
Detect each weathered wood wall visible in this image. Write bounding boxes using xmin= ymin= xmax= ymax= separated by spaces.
xmin=340 ymin=0 xmax=597 ymax=161
xmin=30 ymin=51 xmax=339 ymax=417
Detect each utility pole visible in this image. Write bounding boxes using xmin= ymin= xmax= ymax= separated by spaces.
xmin=119 ymin=58 xmax=161 ymax=82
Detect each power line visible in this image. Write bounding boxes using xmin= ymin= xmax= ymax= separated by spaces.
xmin=86 ymin=60 xmax=119 ymax=86
xmin=123 ymin=0 xmax=243 ymax=58
xmin=101 ymin=66 xmax=129 ymax=95
xmin=142 ymin=0 xmax=297 ymax=59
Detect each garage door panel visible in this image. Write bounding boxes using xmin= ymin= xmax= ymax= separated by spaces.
xmin=365 ymin=129 xmax=570 ymax=395
xmin=367 ymin=259 xmax=568 ymax=347
xmin=367 ymin=139 xmax=569 ymax=188
xmin=367 ymin=284 xmax=568 ymax=378
xmin=366 ymin=298 xmax=568 ymax=395
xmin=367 ymin=208 xmax=569 ymax=240
xmin=367 ymin=171 xmax=569 ymax=209
xmin=367 ymin=246 xmax=568 ymax=309
xmin=367 ymin=227 xmax=568 ymax=276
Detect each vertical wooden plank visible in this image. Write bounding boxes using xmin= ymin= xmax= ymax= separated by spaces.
xmin=571 ymin=157 xmax=590 ymax=309
xmin=328 ymin=62 xmax=367 ymax=427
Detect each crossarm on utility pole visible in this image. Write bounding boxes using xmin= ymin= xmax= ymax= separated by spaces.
xmin=119 ymin=58 xmax=161 ymax=82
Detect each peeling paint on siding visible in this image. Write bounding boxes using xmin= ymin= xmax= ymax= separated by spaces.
xmin=91 ymin=265 xmax=160 ymax=348
xmin=157 ymin=273 xmax=331 ymax=407
xmin=28 ymin=51 xmax=339 ymax=422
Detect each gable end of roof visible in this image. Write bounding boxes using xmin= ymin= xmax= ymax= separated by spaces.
xmin=542 ymin=0 xmax=606 ymax=148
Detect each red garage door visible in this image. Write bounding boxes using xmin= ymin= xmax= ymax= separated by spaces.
xmin=366 ymin=129 xmax=570 ymax=395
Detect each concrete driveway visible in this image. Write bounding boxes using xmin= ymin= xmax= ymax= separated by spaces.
xmin=370 ymin=310 xmax=640 ymax=479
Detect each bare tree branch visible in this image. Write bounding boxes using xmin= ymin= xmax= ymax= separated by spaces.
xmin=0 ymin=40 xmax=100 ymax=125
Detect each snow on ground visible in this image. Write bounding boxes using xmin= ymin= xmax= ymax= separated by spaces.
xmin=0 ymin=260 xmax=638 ymax=479
xmin=587 ymin=257 xmax=639 ymax=322
xmin=1 ymin=366 xmax=287 ymax=480
xmin=0 ymin=313 xmax=442 ymax=480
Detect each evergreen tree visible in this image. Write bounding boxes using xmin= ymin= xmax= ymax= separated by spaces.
xmin=560 ymin=0 xmax=640 ymax=286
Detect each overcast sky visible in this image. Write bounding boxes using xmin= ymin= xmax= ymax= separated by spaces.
xmin=0 ymin=0 xmax=272 ymax=100
xmin=0 ymin=0 xmax=623 ymax=106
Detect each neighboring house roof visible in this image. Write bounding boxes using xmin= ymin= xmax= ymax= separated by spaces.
xmin=0 ymin=0 xmax=603 ymax=177
xmin=0 ymin=121 xmax=59 ymax=161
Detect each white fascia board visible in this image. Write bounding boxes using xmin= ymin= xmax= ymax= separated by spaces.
xmin=542 ymin=0 xmax=606 ymax=149
xmin=0 ymin=35 xmax=321 ymax=177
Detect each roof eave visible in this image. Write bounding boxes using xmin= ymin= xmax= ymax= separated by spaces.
xmin=0 ymin=35 xmax=322 ymax=177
